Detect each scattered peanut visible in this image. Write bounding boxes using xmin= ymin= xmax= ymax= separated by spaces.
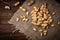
xmin=14 ymin=1 xmax=20 ymax=6
xmin=40 ymin=32 xmax=43 ymax=37
xmin=5 ymin=6 xmax=10 ymax=10
xmin=39 ymin=29 xmax=43 ymax=32
xmin=25 ymin=18 xmax=29 ymax=21
xmin=51 ymin=24 xmax=55 ymax=27
xmin=33 ymin=28 xmax=36 ymax=31
xmin=43 ymin=32 xmax=47 ymax=36
xmin=43 ymin=30 xmax=48 ymax=33
xmin=20 ymin=7 xmax=26 ymax=12
xmin=52 ymin=12 xmax=56 ymax=15
xmin=43 ymin=30 xmax=47 ymax=36
xmin=26 ymin=12 xmax=29 ymax=15
xmin=20 ymin=15 xmax=25 ymax=18
xmin=27 ymin=0 xmax=35 ymax=6
xmin=58 ymin=21 xmax=60 ymax=25
xmin=16 ymin=18 xmax=19 ymax=22
xmin=39 ymin=29 xmax=43 ymax=37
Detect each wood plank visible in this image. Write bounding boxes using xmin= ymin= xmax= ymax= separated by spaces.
xmin=0 ymin=17 xmax=12 ymax=24
xmin=0 ymin=0 xmax=27 ymax=40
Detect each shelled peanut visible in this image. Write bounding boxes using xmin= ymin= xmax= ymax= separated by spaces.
xmin=5 ymin=6 xmax=10 ymax=10
xmin=27 ymin=0 xmax=35 ymax=6
xmin=20 ymin=7 xmax=26 ymax=12
xmin=14 ymin=1 xmax=20 ymax=6
xmin=20 ymin=15 xmax=28 ymax=22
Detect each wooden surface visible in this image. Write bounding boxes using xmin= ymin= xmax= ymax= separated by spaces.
xmin=0 ymin=0 xmax=28 ymax=40
xmin=0 ymin=0 xmax=60 ymax=40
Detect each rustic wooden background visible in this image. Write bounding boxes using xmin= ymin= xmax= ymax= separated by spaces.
xmin=0 ymin=0 xmax=28 ymax=40
xmin=0 ymin=0 xmax=60 ymax=40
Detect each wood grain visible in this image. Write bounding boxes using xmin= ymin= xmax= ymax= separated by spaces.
xmin=0 ymin=0 xmax=27 ymax=40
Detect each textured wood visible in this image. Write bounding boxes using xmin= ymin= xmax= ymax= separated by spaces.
xmin=0 ymin=0 xmax=60 ymax=40
xmin=0 ymin=0 xmax=27 ymax=40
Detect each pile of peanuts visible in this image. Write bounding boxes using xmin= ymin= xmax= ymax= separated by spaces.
xmin=14 ymin=0 xmax=59 ymax=37
xmin=31 ymin=3 xmax=53 ymax=28
xmin=4 ymin=0 xmax=60 ymax=38
xmin=16 ymin=3 xmax=55 ymax=37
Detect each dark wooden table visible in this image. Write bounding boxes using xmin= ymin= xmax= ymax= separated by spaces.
xmin=0 ymin=0 xmax=60 ymax=40
xmin=0 ymin=0 xmax=28 ymax=40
